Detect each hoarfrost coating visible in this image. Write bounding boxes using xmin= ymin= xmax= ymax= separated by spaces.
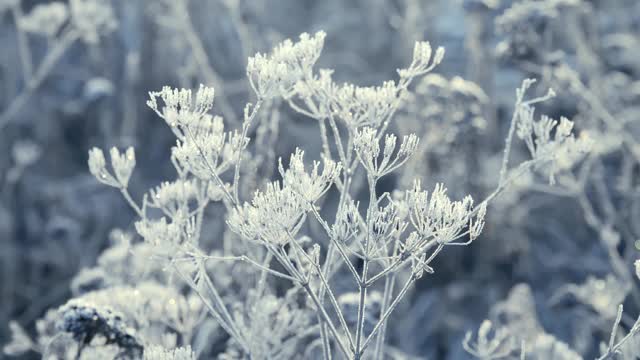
xmin=1 ymin=0 xmax=640 ymax=359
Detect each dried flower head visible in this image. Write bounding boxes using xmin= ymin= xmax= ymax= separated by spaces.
xmin=228 ymin=182 xmax=306 ymax=245
xmin=278 ymin=148 xmax=342 ymax=203
xmin=398 ymin=41 xmax=445 ymax=79
xmin=88 ymin=147 xmax=136 ymax=188
xmin=406 ymin=181 xmax=485 ymax=245
xmin=333 ymin=81 xmax=399 ymax=130
xmin=109 ymin=147 xmax=136 ymax=187
xmin=354 ymin=127 xmax=419 ymax=177
xmin=147 ymin=85 xmax=216 ymax=129
xmin=247 ymin=31 xmax=326 ymax=99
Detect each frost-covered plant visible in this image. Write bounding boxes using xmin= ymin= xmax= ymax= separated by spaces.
xmin=3 ymin=1 xmax=640 ymax=359
xmin=72 ymin=28 xmax=590 ymax=359
xmin=57 ymin=300 xmax=143 ymax=358
xmin=144 ymin=345 xmax=196 ymax=360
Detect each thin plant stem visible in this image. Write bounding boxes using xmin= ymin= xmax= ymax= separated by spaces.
xmin=286 ymin=233 xmax=356 ymax=351
xmin=0 ymin=29 xmax=80 ymax=130
xmin=361 ymin=274 xmax=416 ymax=352
xmin=233 ymin=100 xmax=263 ymax=204
xmin=199 ymin=254 xmax=298 ymax=282
xmin=172 ymin=263 xmax=249 ymax=353
xmin=11 ymin=3 xmax=33 ymax=81
xmin=498 ymin=97 xmax=521 ymax=186
xmin=119 ymin=187 xmax=144 ymax=218
xmin=302 ymin=282 xmax=353 ymax=359
xmin=183 ymin=125 xmax=237 ymax=206
xmin=178 ymin=3 xmax=237 ymax=124
xmin=309 ymin=205 xmax=361 ymax=283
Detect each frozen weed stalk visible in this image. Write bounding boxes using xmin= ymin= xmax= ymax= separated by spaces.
xmin=80 ymin=30 xmax=587 ymax=359
xmin=0 ymin=0 xmax=117 ymax=129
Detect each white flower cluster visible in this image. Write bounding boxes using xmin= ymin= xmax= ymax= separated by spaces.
xmin=148 ymin=179 xmax=210 ymax=216
xmin=516 ymin=107 xmax=591 ymax=184
xmin=331 ymin=199 xmax=360 ymax=243
xmin=77 ymin=29 xmax=600 ymax=360
xmin=228 ymin=181 xmax=306 ymax=245
xmin=333 ymin=81 xmax=400 ymax=130
xmin=279 ymin=148 xmax=342 ymax=203
xmin=281 ymin=38 xmax=444 ymax=136
xmin=353 ymin=127 xmax=419 ymax=178
xmin=172 ymin=116 xmax=245 ymax=181
xmin=144 ymin=345 xmax=196 ymax=360
xmin=229 ymin=150 xmax=340 ymax=245
xmin=226 ymin=292 xmax=311 ymax=359
xmin=19 ymin=2 xmax=68 ymax=38
xmin=50 ymin=279 xmax=202 ymax=357
xmin=147 ymin=86 xmax=244 ymax=181
xmin=147 ymin=85 xmax=216 ymax=129
xmin=88 ymin=147 xmax=135 ymax=188
xmin=405 ymin=181 xmax=486 ymax=246
xmin=398 ymin=41 xmax=445 ymax=79
xmin=135 ymin=216 xmax=197 ymax=250
xmin=247 ymin=31 xmax=326 ymax=99
xmin=69 ymin=0 xmax=117 ymax=44
xmin=554 ymin=275 xmax=630 ymax=319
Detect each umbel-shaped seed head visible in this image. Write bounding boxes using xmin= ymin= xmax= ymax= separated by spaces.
xmin=88 ymin=147 xmax=135 ymax=188
xmin=247 ymin=31 xmax=326 ymax=99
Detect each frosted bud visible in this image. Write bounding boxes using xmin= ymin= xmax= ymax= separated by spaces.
xmin=413 ymin=42 xmax=432 ymax=66
xmin=555 ymin=117 xmax=574 ymax=139
xmin=470 ymin=202 xmax=487 ymax=241
xmin=110 ymin=147 xmax=136 ymax=187
xmin=88 ymin=147 xmax=119 ymax=187
xmin=332 ymin=200 xmax=360 ymax=242
xmin=354 ymin=127 xmax=419 ymax=177
xmin=399 ymin=41 xmax=445 ymax=79
xmin=147 ymin=85 xmax=216 ymax=131
xmin=279 ymin=148 xmax=342 ymax=203
xmin=354 ymin=127 xmax=381 ymax=174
